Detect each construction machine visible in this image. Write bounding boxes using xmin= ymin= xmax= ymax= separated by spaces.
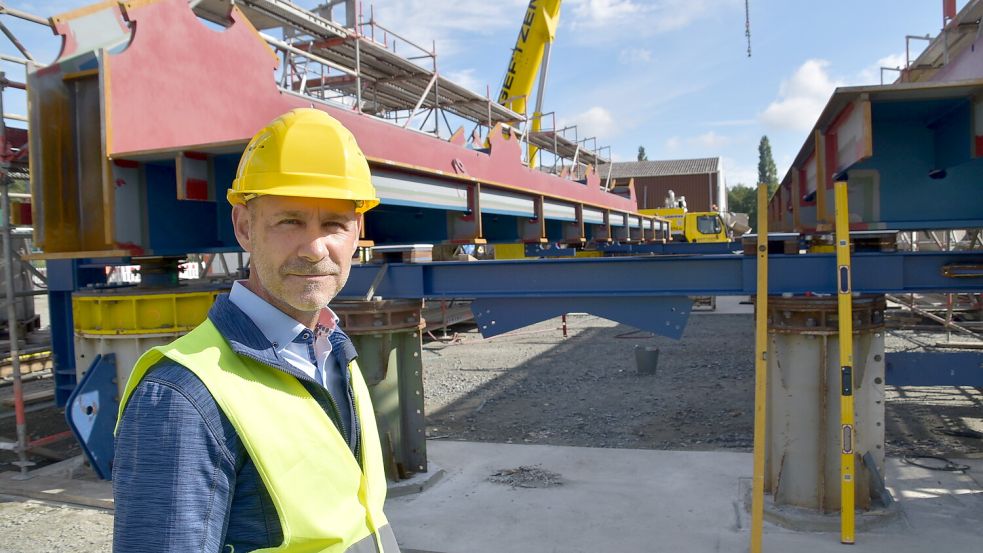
xmin=498 ymin=0 xmax=563 ymax=168
xmin=641 ymin=191 xmax=749 ymax=243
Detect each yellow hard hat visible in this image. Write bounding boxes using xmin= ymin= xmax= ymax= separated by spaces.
xmin=228 ymin=108 xmax=379 ymax=213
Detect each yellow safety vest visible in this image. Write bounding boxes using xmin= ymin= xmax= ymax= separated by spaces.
xmin=117 ymin=319 xmax=399 ymax=553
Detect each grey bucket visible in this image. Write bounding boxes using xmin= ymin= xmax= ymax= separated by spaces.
xmin=634 ymin=345 xmax=659 ymax=375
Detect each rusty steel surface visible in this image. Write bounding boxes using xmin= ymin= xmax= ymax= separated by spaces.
xmin=331 ymin=299 xmax=425 ymax=334
xmin=765 ymin=295 xmax=887 ymax=335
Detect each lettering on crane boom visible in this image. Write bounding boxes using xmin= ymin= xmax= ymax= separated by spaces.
xmin=499 ymin=0 xmax=538 ymax=104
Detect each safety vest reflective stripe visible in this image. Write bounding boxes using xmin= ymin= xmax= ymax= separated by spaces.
xmin=348 ymin=526 xmax=398 ymax=553
xmin=118 ymin=319 xmax=397 ymax=552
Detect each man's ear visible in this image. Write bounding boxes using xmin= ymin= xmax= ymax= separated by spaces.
xmin=232 ymin=203 xmax=254 ymax=253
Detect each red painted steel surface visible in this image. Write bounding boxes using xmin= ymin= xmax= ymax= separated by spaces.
xmin=98 ymin=0 xmax=637 ymax=213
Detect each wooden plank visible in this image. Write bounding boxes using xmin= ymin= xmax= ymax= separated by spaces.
xmin=0 ymin=356 xmax=53 ymax=379
xmin=1 ymin=388 xmax=54 ymax=407
xmin=934 ymin=341 xmax=983 ymax=350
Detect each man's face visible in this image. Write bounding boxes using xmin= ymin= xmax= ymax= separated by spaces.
xmin=232 ymin=195 xmax=360 ymax=320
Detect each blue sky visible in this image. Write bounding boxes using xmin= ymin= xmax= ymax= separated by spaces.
xmin=1 ymin=0 xmax=963 ymax=189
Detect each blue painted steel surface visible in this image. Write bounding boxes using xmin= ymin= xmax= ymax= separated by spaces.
xmin=49 ymin=291 xmax=76 ymax=407
xmin=342 ymin=251 xmax=983 ymax=299
xmin=47 ymin=259 xmax=108 ymax=407
xmin=65 ymin=353 xmax=118 ymax=479
xmin=849 ymin=100 xmax=983 ymax=230
xmin=145 ymin=161 xmax=224 ymax=253
xmin=597 ymin=242 xmax=742 ymax=255
xmin=365 ymin=205 xmax=450 ymax=244
xmin=885 ymin=352 xmax=983 ymax=386
xmin=472 ymin=296 xmax=693 ymax=338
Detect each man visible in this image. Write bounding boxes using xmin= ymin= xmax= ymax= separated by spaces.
xmin=113 ymin=109 xmax=400 ymax=553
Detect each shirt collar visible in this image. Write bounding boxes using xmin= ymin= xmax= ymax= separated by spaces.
xmin=228 ymin=281 xmax=338 ymax=352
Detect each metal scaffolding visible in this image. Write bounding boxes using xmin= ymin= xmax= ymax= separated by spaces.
xmin=0 ymin=2 xmax=63 ymax=478
xmin=195 ymin=0 xmax=609 ymax=170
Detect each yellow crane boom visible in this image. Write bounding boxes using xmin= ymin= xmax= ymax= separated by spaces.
xmin=498 ymin=0 xmax=562 ymax=168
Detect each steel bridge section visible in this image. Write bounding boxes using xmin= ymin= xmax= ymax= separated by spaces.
xmin=344 ymin=252 xmax=983 ymax=301
xmin=342 ymin=251 xmax=983 ymax=339
xmin=772 ymin=79 xmax=983 ymax=233
xmin=29 ymin=0 xmax=666 ymax=258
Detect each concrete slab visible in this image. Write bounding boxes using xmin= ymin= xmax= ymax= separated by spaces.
xmin=385 ymin=441 xmax=983 ymax=553
xmin=0 ymin=442 xmax=980 ymax=552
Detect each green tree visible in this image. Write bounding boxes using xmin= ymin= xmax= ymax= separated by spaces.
xmin=728 ymin=182 xmax=775 ymax=231
xmin=757 ymin=135 xmax=777 ymax=187
xmin=727 ymin=183 xmax=755 ymax=217
xmin=637 ymin=146 xmax=648 ymax=161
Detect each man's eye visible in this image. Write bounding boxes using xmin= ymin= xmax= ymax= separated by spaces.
xmin=278 ymin=219 xmax=301 ymax=226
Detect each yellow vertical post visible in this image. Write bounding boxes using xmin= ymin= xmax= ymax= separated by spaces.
xmin=750 ymin=182 xmax=769 ymax=553
xmin=834 ymin=179 xmax=856 ymax=544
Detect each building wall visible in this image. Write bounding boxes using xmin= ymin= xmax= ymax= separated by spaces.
xmin=626 ymin=173 xmax=720 ymax=211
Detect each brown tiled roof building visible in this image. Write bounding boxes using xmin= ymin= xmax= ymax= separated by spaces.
xmin=598 ymin=157 xmax=723 ymax=212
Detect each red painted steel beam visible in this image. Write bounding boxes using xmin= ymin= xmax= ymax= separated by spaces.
xmin=90 ymin=0 xmax=638 ymax=214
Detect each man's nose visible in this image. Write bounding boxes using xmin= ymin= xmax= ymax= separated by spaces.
xmin=297 ymin=232 xmax=330 ymax=262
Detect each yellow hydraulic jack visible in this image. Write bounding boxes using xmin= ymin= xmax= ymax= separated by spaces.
xmin=750 ymin=182 xmax=769 ymax=553
xmin=834 ymin=178 xmax=856 ymax=544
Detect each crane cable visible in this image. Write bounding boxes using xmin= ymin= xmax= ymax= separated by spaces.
xmin=745 ymin=0 xmax=752 ymax=57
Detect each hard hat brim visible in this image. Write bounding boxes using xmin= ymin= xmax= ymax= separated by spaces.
xmin=228 ymin=172 xmax=380 ymax=213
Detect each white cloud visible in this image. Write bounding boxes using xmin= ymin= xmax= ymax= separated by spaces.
xmin=444 ymin=68 xmax=485 ymax=95
xmin=876 ymin=53 xmax=906 ymax=70
xmin=759 ymin=59 xmax=842 ymax=132
xmin=569 ymin=0 xmax=651 ymax=28
xmin=665 ymin=131 xmax=729 ymax=150
xmin=856 ymin=52 xmax=906 ymax=85
xmin=720 ymin=156 xmax=757 ymax=189
xmin=693 ymin=130 xmax=729 ymax=148
xmin=618 ymin=47 xmax=652 ymax=64
xmin=567 ymin=0 xmax=739 ymax=42
xmin=565 ymin=106 xmax=617 ymax=139
xmin=368 ymin=1 xmax=526 ymax=56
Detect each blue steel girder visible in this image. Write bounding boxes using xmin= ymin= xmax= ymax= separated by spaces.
xmin=342 ymin=251 xmax=983 ymax=339
xmin=472 ymin=296 xmax=693 ymax=339
xmin=885 ymin=352 xmax=983 ymax=387
xmin=525 ymin=241 xmax=743 ymax=257
xmin=343 ymin=251 xmax=983 ymax=299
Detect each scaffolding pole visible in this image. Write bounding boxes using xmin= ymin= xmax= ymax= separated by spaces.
xmin=0 ymin=71 xmax=30 ymax=477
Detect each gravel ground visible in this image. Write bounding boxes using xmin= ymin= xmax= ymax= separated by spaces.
xmin=0 ymin=496 xmax=112 ymax=552
xmin=423 ymin=311 xmax=757 ymax=451
xmin=883 ymin=328 xmax=983 ymax=457
xmin=423 ymin=309 xmax=983 ymax=458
